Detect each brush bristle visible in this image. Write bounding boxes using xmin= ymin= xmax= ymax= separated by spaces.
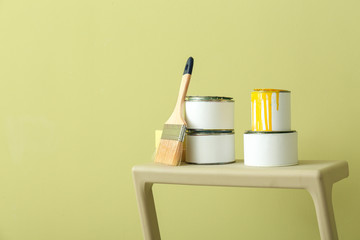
xmin=155 ymin=139 xmax=183 ymax=166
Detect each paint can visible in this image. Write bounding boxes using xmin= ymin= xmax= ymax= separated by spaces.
xmin=185 ymin=96 xmax=234 ymax=130
xmin=245 ymin=88 xmax=298 ymax=167
xmin=186 ymin=130 xmax=235 ymax=164
xmin=251 ymin=89 xmax=291 ymax=131
xmin=244 ymin=131 xmax=298 ymax=167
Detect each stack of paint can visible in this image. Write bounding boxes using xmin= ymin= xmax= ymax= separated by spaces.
xmin=185 ymin=96 xmax=235 ymax=164
xmin=243 ymin=89 xmax=298 ymax=167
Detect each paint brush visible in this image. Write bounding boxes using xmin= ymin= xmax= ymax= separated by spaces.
xmin=154 ymin=57 xmax=194 ymax=166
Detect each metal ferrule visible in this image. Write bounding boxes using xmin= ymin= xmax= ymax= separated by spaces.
xmin=161 ymin=124 xmax=186 ymax=142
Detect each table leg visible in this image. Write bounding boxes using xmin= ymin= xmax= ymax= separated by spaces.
xmin=307 ymin=182 xmax=338 ymax=240
xmin=133 ymin=180 xmax=161 ymax=240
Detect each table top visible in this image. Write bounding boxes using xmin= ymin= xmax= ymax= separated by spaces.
xmin=132 ymin=160 xmax=349 ymax=188
xmin=134 ymin=160 xmax=347 ymax=175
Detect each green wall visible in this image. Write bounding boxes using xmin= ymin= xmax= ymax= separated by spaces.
xmin=0 ymin=0 xmax=359 ymax=239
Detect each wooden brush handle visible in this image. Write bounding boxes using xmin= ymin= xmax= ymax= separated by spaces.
xmin=166 ymin=73 xmax=191 ymax=124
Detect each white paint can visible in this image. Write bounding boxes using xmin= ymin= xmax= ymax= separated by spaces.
xmin=251 ymin=89 xmax=291 ymax=131
xmin=185 ymin=96 xmax=234 ymax=130
xmin=244 ymin=131 xmax=298 ymax=167
xmin=186 ymin=130 xmax=235 ymax=164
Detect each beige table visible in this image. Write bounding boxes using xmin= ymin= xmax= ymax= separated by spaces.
xmin=132 ymin=160 xmax=348 ymax=240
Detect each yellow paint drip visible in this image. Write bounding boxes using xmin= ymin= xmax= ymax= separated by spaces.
xmin=251 ymin=89 xmax=284 ymax=131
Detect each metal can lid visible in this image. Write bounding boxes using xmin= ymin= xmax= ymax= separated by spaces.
xmin=185 ymin=96 xmax=234 ymax=102
xmin=187 ymin=129 xmax=234 ymax=136
xmin=252 ymin=89 xmax=290 ymax=93
xmin=244 ymin=130 xmax=296 ymax=134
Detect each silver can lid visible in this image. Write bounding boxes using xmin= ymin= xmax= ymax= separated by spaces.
xmin=187 ymin=129 xmax=234 ymax=136
xmin=185 ymin=96 xmax=234 ymax=102
xmin=244 ymin=130 xmax=296 ymax=134
xmin=252 ymin=89 xmax=291 ymax=93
